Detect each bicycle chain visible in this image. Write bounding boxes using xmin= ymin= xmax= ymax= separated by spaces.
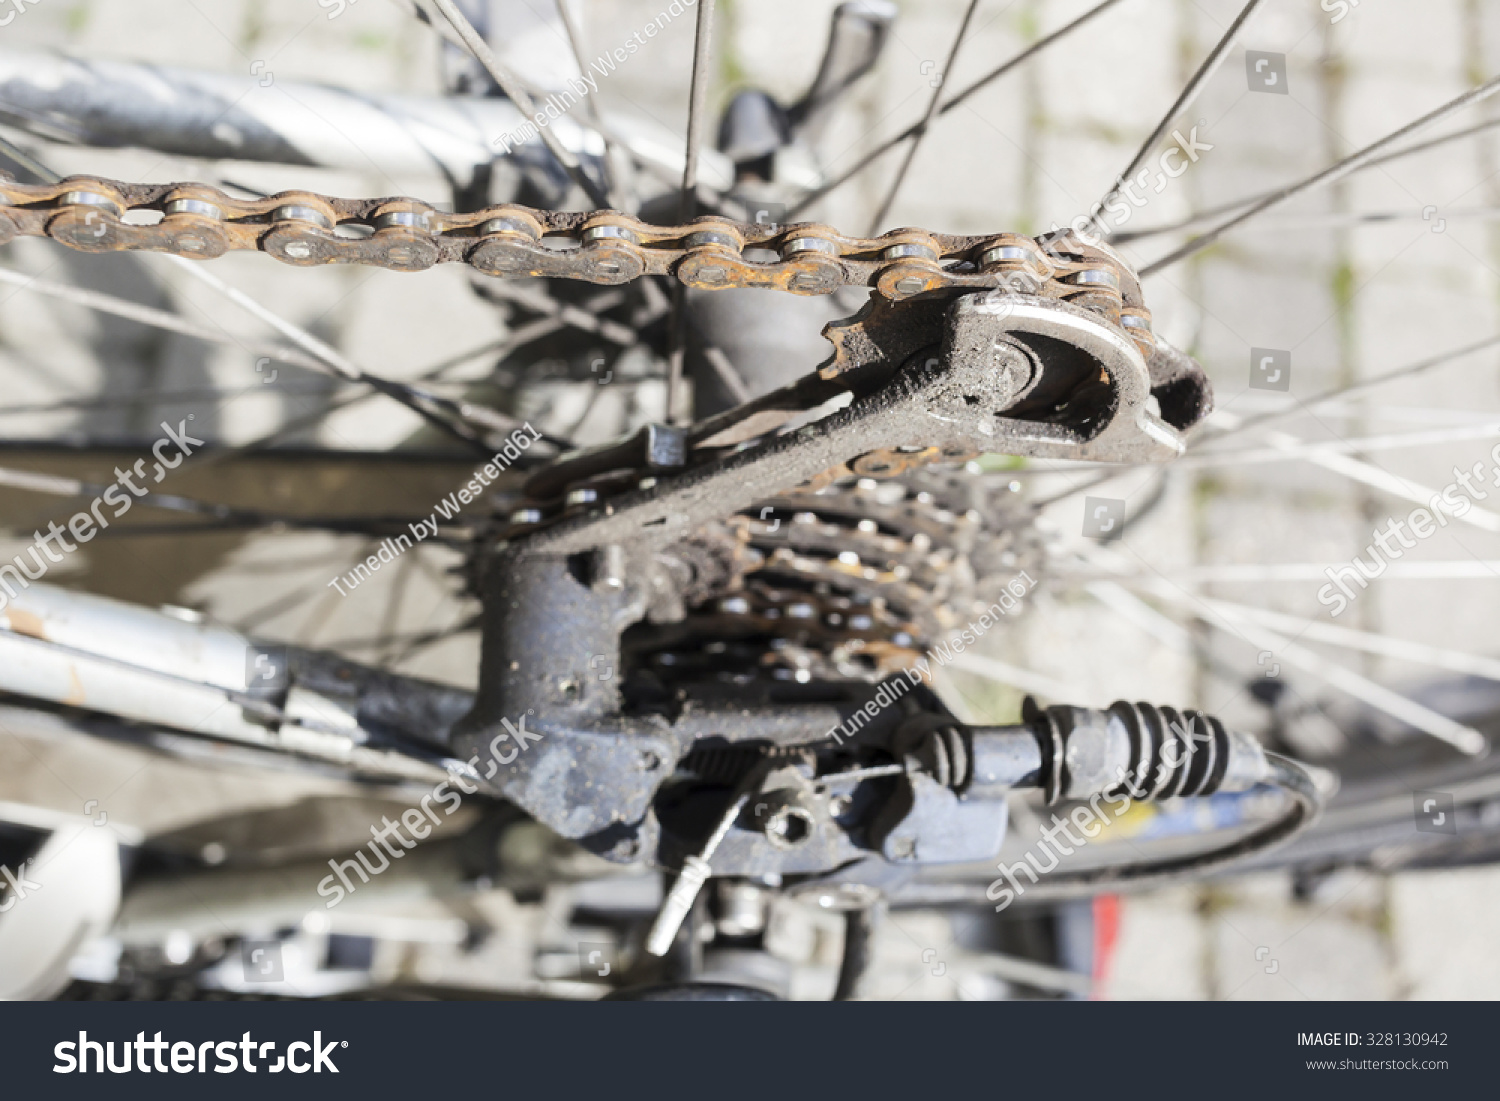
xmin=0 ymin=176 xmax=1155 ymax=345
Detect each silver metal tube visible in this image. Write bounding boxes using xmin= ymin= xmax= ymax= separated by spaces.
xmin=0 ymin=583 xmax=271 ymax=743
xmin=0 ymin=583 xmax=453 ymax=780
xmin=0 ymin=49 xmax=731 ymax=190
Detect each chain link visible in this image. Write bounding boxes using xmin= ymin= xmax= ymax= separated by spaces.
xmin=0 ymin=176 xmax=1154 ymax=338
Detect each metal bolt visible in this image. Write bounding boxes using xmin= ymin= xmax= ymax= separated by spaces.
xmin=697 ymin=265 xmax=728 ymax=285
xmin=284 ymin=242 xmax=312 ymax=260
xmin=594 ymin=543 xmax=626 ymax=592
xmin=764 ymin=806 xmax=815 ymax=850
xmin=894 ymin=276 xmax=927 ymax=296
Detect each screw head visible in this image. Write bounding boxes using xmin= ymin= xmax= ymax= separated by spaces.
xmin=764 ymin=805 xmax=815 ymax=850
xmin=894 ymin=276 xmax=927 ymax=296
xmin=284 ymin=241 xmax=312 ymax=260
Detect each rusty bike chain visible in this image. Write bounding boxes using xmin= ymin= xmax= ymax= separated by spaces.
xmin=0 ymin=175 xmax=1156 ymax=337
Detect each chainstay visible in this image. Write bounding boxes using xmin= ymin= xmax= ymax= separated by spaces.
xmin=0 ymin=175 xmax=1154 ymax=328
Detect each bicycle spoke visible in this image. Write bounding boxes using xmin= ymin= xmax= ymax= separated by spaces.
xmin=1160 ymin=205 xmax=1500 ymax=233
xmin=1071 ymin=544 xmax=1491 ymax=754
xmin=943 ymin=650 xmax=1081 ymax=702
xmin=865 ymin=0 xmax=981 ymax=236
xmin=1027 ymin=470 xmax=1122 ymax=511
xmin=0 ymin=265 xmax=328 ymax=374
xmin=0 ymin=462 xmax=420 ymax=538
xmin=788 ymin=0 xmax=1125 ymax=219
xmin=1194 ymin=332 xmax=1500 ymax=448
xmin=1180 ymin=420 xmax=1500 ymax=468
xmin=1287 ymin=436 xmax=1500 ymax=532
xmin=1228 ymin=399 xmax=1500 ymax=427
xmin=194 ymin=313 xmax=578 ymax=471
xmin=0 ymin=137 xmax=515 ymax=453
xmin=1091 ymin=0 xmax=1265 ymax=239
xmin=1115 ymin=117 xmax=1500 ymax=245
xmin=1086 ymin=579 xmax=1255 ymax=687
xmin=667 ymin=0 xmax=718 ymax=425
xmin=428 ymin=0 xmax=610 ymax=210
xmin=1070 ymin=561 xmax=1500 ymax=582
xmin=389 ymin=617 xmax=481 ymax=665
xmin=1141 ymin=73 xmax=1500 ymax=276
xmin=479 ymin=282 xmax=636 ymax=345
xmin=1147 ymin=583 xmax=1488 ymax=755
xmin=2 ymin=136 xmax=514 ymax=456
xmin=5 ymin=328 xmax=552 ymax=548
xmin=1186 ymin=418 xmax=1500 ymax=532
xmin=690 ymin=329 xmax=752 ymax=405
xmin=678 ymin=0 xmax=718 ymax=225
xmin=553 ymin=0 xmax=633 ymax=211
xmin=0 ymin=382 xmax=341 ymax=418
xmin=1203 ymin=598 xmax=1500 ymax=683
xmin=325 ymin=618 xmax=481 ymax=658
xmin=174 ymin=258 xmax=517 ymax=455
xmin=236 ymin=551 xmax=376 ymax=633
